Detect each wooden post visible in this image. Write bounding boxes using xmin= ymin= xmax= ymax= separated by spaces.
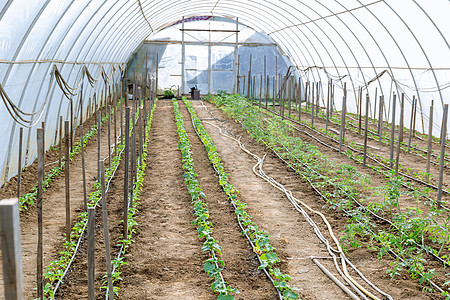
xmin=399 ymin=93 xmax=405 ymax=143
xmin=412 ymin=95 xmax=417 ymax=137
xmin=64 ymin=121 xmax=71 ymax=242
xmin=97 ymin=111 xmax=101 ymax=182
xmin=100 ymin=161 xmax=114 ymax=299
xmin=288 ymin=78 xmax=292 ymax=118
xmin=266 ymin=75 xmax=269 ymax=109
xmin=247 ymin=54 xmax=252 ymax=98
xmin=139 ymin=106 xmax=143 ymax=167
xmin=124 ymin=107 xmax=130 ymax=238
xmin=259 ymin=75 xmax=263 ymax=108
xmin=373 ymin=87 xmax=378 ymax=124
xmin=407 ymin=96 xmax=416 ymax=153
xmin=311 ymin=82 xmax=314 ymax=127
xmin=80 ymin=122 xmax=87 ymax=212
xmin=70 ymin=100 xmax=73 ymax=152
xmin=87 ymin=207 xmax=95 ymax=300
xmin=426 ymin=100 xmax=434 ymax=179
xmin=59 ymin=116 xmax=63 ymax=168
xmin=17 ymin=128 xmax=23 ymax=200
xmin=273 ymin=76 xmax=276 ymax=109
xmin=130 ymin=114 xmax=136 ymax=207
xmin=114 ymin=93 xmax=117 ymax=158
xmin=330 ymin=82 xmax=335 ymax=118
xmin=358 ymin=87 xmax=363 ymax=135
xmin=108 ymin=105 xmax=111 ymax=166
xmin=395 ymin=95 xmax=405 ymax=177
xmin=316 ymin=81 xmax=320 ymax=116
xmin=437 ymin=104 xmax=448 ymax=208
xmin=252 ymin=75 xmax=256 ymax=100
xmin=363 ymin=94 xmax=370 ymax=166
xmin=378 ymin=95 xmax=384 ymax=141
xmin=339 ymin=84 xmax=347 ymax=154
xmin=389 ymin=94 xmax=397 ymax=168
xmin=0 ymin=198 xmax=23 ymax=300
xmin=88 ymin=97 xmax=91 ymax=132
xmin=325 ymin=80 xmax=330 ymax=132
xmin=36 ymin=128 xmax=44 ymax=300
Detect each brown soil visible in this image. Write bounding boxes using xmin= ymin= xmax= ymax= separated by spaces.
xmin=0 ymin=104 xmax=119 ymax=299
xmin=193 ymin=100 xmax=438 ymax=299
xmin=118 ymin=100 xmax=214 ymax=299
xmin=178 ymin=100 xmax=277 ymax=299
xmin=56 ymin=102 xmax=147 ymax=299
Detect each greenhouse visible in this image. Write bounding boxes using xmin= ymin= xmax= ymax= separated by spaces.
xmin=0 ymin=0 xmax=449 ymax=299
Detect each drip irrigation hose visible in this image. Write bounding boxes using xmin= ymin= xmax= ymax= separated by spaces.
xmin=202 ymin=119 xmax=385 ymax=300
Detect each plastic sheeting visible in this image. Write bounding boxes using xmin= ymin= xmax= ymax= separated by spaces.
xmin=128 ymin=17 xmax=291 ymax=95
xmin=0 ymin=0 xmax=449 ymax=186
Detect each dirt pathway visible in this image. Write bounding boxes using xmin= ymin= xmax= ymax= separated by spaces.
xmin=193 ymin=100 xmax=432 ymax=299
xmin=118 ymin=100 xmax=213 ymax=299
xmin=179 ymin=100 xmax=277 ymax=299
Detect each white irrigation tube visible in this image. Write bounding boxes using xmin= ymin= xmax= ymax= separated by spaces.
xmin=198 ymin=101 xmax=392 ymax=300
xmin=204 ymin=120 xmax=379 ymax=300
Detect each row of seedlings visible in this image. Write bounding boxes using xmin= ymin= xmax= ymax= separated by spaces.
xmin=206 ymin=93 xmax=449 ymax=298
xmin=256 ymin=89 xmax=449 ymax=199
xmin=172 ymin=99 xmax=239 ymax=300
xmin=41 ymin=97 xmax=128 ymax=299
xmin=182 ymin=97 xmax=300 ymax=300
xmin=102 ymin=99 xmax=159 ymax=297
